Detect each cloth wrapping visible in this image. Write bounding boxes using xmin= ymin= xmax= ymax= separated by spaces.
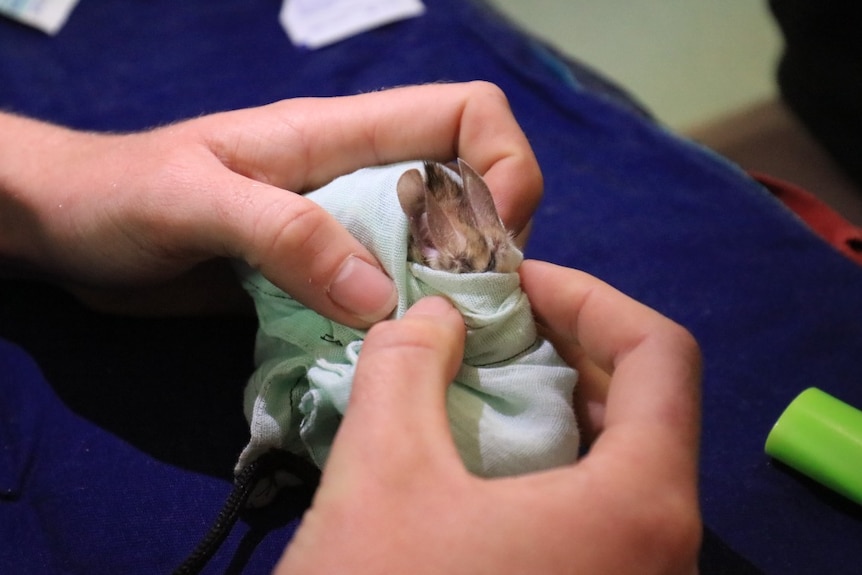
xmin=237 ymin=162 xmax=579 ymax=478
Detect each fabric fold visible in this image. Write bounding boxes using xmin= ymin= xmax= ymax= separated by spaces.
xmin=237 ymin=162 xmax=579 ymax=477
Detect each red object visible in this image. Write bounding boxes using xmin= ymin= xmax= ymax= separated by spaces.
xmin=751 ymin=172 xmax=862 ymax=266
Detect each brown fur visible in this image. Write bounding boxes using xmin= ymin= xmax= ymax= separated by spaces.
xmin=396 ymin=160 xmax=519 ymax=273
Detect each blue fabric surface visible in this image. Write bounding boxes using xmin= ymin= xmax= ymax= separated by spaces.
xmin=1 ymin=0 xmax=861 ymax=573
xmin=0 ymin=339 xmax=300 ymax=575
xmin=0 ymin=281 xmax=304 ymax=575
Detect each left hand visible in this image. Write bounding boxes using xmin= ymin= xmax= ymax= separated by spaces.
xmin=0 ymin=82 xmax=541 ymax=321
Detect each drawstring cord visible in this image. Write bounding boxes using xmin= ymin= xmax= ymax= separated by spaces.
xmin=173 ymin=450 xmax=320 ymax=575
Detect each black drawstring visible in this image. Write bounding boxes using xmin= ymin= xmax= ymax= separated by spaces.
xmin=173 ymin=450 xmax=320 ymax=575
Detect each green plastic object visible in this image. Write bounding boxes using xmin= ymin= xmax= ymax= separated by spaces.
xmin=765 ymin=387 xmax=862 ymax=506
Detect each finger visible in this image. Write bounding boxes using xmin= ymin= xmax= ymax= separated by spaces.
xmin=520 ymin=260 xmax=701 ymax=465
xmin=205 ymin=82 xmax=542 ymax=235
xmin=537 ymin=322 xmax=610 ymax=442
xmin=201 ymin=172 xmax=398 ymax=328
xmin=329 ymin=296 xmax=467 ymax=471
xmin=519 ymin=260 xmax=702 ymax=566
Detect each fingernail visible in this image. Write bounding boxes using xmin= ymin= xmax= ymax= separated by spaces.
xmin=408 ymin=296 xmax=456 ymax=318
xmin=329 ymin=256 xmax=397 ymax=323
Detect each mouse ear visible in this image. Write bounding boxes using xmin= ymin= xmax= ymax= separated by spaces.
xmin=396 ymin=167 xmax=426 ymax=222
xmin=424 ymin=177 xmax=466 ymax=257
xmin=457 ymin=159 xmax=505 ymax=234
xmin=397 ymin=167 xmax=434 ymax=258
xmin=398 ymin=166 xmax=459 ymax=264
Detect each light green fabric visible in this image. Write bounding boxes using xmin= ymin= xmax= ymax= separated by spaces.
xmin=237 ymin=162 xmax=579 ymax=477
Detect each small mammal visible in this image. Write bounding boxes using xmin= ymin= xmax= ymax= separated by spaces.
xmin=396 ymin=159 xmax=520 ymax=273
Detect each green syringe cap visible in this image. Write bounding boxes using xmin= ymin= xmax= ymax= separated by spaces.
xmin=765 ymin=387 xmax=862 ymax=506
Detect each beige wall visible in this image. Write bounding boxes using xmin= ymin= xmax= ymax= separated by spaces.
xmin=489 ymin=0 xmax=782 ymax=130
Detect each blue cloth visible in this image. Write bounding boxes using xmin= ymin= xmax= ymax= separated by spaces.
xmin=0 ymin=337 xmax=298 ymax=574
xmin=1 ymin=1 xmax=862 ymax=573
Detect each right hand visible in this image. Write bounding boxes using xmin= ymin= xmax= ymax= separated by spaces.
xmin=276 ymin=260 xmax=703 ymax=574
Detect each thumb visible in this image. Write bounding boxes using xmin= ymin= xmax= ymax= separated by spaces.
xmin=213 ymin=176 xmax=398 ymax=327
xmin=277 ymin=297 xmax=470 ymax=575
xmin=325 ymin=296 xmax=467 ymax=478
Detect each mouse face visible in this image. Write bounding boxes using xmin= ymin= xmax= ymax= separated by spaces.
xmin=396 ymin=159 xmax=520 ymax=273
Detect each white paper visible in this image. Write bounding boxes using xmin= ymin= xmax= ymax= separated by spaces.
xmin=0 ymin=0 xmax=80 ymax=34
xmin=281 ymin=0 xmax=425 ymax=49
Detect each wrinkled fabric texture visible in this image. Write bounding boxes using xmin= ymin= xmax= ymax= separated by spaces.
xmin=238 ymin=163 xmax=579 ymax=477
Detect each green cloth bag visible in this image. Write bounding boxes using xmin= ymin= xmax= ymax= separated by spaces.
xmin=237 ymin=162 xmax=579 ymax=478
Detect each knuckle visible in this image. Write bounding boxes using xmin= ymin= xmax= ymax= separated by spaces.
xmin=251 ymin=196 xmax=334 ymax=270
xmin=627 ymin=490 xmax=702 ymax=573
xmin=466 ymin=80 xmax=509 ymax=105
xmin=271 ymin=200 xmax=328 ymax=254
xmin=522 ymin=163 xmax=544 ymax=206
xmin=363 ymin=314 xmax=464 ymax=378
xmin=654 ymin=501 xmax=702 ymax=572
xmin=662 ymin=322 xmax=703 ymax=372
xmin=366 ymin=317 xmax=446 ymax=354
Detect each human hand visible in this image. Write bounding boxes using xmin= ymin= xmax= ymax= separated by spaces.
xmin=276 ymin=260 xmax=702 ymax=574
xmin=0 ymin=82 xmax=541 ymax=324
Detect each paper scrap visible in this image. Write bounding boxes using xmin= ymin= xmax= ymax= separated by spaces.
xmin=281 ymin=0 xmax=425 ymax=49
xmin=0 ymin=0 xmax=81 ymax=35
